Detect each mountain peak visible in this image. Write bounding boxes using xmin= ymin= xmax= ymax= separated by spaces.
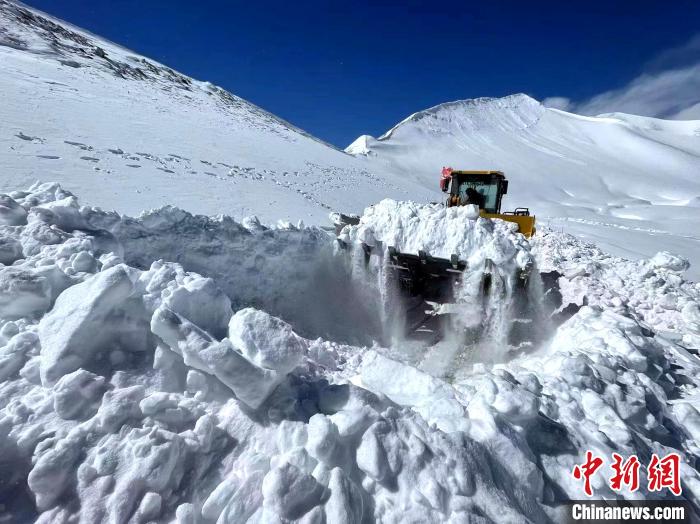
xmin=345 ymin=134 xmax=377 ymax=155
xmin=378 ymin=94 xmax=544 ymax=141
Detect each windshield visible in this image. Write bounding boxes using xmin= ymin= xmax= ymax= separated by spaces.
xmin=457 ymin=180 xmax=499 ymax=212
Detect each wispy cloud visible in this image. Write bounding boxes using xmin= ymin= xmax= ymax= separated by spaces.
xmin=544 ymin=35 xmax=700 ymax=120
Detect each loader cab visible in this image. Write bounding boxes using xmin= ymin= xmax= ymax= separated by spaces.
xmin=442 ymin=170 xmax=508 ymax=214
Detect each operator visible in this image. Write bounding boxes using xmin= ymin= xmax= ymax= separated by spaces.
xmin=462 ymin=187 xmax=485 ymax=208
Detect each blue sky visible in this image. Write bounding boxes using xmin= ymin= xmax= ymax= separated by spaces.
xmin=25 ymin=0 xmax=700 ymax=147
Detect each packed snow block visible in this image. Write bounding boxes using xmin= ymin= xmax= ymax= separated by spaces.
xmin=162 ymin=274 xmax=232 ymax=339
xmin=35 ymin=195 xmax=88 ymax=231
xmin=324 ymin=467 xmax=364 ymax=524
xmin=0 ymin=331 xmax=39 ymax=382
xmin=649 ymin=251 xmax=690 ymax=273
xmin=262 ymin=462 xmax=325 ymax=520
xmin=135 ymin=492 xmax=162 ymax=522
xmin=0 ymin=236 xmax=23 ymax=265
xmin=305 ymin=414 xmax=340 ymax=465
xmin=682 ymin=302 xmax=700 ymax=332
xmin=175 ymin=503 xmax=196 ymax=524
xmin=205 ymin=471 xmax=265 ymax=523
xmin=0 ymin=194 xmax=28 ymax=225
xmin=16 ymin=182 xmax=75 ymax=208
xmin=356 ymin=421 xmax=392 ymax=482
xmin=19 ymin=219 xmax=71 ymax=257
xmin=0 ymin=266 xmax=52 ymax=319
xmin=673 ymin=403 xmax=700 ymax=443
xmin=38 ymin=265 xmax=149 ymax=386
xmin=358 ymin=350 xmax=469 ymax=433
xmin=28 ymin=432 xmax=84 ymax=511
xmin=151 ymin=306 xmax=284 ymax=409
xmin=97 ymin=384 xmax=145 ymax=433
xmin=139 ymin=392 xmax=200 ymax=428
xmin=228 ymin=307 xmax=307 ymax=374
xmin=53 ymin=369 xmax=107 ymax=420
xmin=84 ymin=426 xmax=188 ymax=523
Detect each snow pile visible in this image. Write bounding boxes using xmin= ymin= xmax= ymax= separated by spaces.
xmin=352 ymin=303 xmax=700 ymax=506
xmin=339 ymin=199 xmax=532 ymax=270
xmin=0 ymin=183 xmax=551 ymax=522
xmin=3 ymin=182 xmax=384 ymax=346
xmin=1 ymin=184 xmax=699 ymax=522
xmin=534 ymin=230 xmax=700 ymax=349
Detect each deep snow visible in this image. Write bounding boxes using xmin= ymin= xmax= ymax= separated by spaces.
xmin=1 ymin=182 xmax=699 ymax=523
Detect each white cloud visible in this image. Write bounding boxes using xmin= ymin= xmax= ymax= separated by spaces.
xmin=542 ymin=96 xmax=572 ymax=111
xmin=576 ymin=63 xmax=700 ymax=119
xmin=546 ymin=34 xmax=700 ymax=121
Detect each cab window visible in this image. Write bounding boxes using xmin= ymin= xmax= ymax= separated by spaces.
xmin=458 ymin=180 xmax=498 ymax=212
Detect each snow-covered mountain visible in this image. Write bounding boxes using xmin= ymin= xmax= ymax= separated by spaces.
xmin=347 ymin=94 xmax=700 ymax=278
xmin=0 ymin=0 xmax=432 ymax=223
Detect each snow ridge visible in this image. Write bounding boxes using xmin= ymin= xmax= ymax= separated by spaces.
xmin=0 ymin=0 xmax=337 ymax=150
xmin=378 ymin=94 xmax=545 ymax=140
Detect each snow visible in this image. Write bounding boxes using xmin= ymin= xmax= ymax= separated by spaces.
xmin=339 ymin=199 xmax=531 ymax=269
xmin=228 ymin=308 xmax=308 ymax=374
xmin=38 ymin=264 xmax=145 ymax=386
xmin=1 ymin=1 xmax=700 ymax=522
xmin=1 ymin=182 xmax=698 ymax=522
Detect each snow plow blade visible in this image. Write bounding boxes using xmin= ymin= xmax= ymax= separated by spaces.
xmin=386 ymin=246 xmax=468 ymax=302
xmin=383 ymin=245 xmax=535 ymax=346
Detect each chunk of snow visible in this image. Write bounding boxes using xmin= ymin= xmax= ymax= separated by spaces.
xmin=151 ymin=306 xmax=284 ymax=409
xmin=53 ymin=369 xmax=106 ymax=420
xmin=0 ymin=194 xmax=27 ymax=225
xmin=262 ymin=462 xmax=325 ymax=520
xmin=0 ymin=267 xmax=52 ymax=319
xmin=162 ymin=274 xmax=232 ymax=339
xmin=649 ymin=251 xmax=690 ymax=272
xmin=228 ymin=307 xmax=307 ymax=373
xmin=38 ymin=265 xmax=147 ymax=385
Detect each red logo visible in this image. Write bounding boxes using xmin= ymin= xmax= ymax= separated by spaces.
xmin=572 ymin=452 xmax=682 ymax=497
xmin=609 ymin=453 xmax=640 ymax=492
xmin=647 ymin=453 xmax=681 ymax=496
xmin=573 ymin=451 xmax=604 ymax=496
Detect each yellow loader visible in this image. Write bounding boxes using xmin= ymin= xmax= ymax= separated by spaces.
xmin=440 ymin=168 xmax=535 ymax=237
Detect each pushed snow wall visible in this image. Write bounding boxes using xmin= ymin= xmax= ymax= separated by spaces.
xmin=89 ymin=206 xmax=386 ymax=345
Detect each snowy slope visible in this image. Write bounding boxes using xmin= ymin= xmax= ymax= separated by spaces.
xmin=0 ymin=0 xmax=432 ymax=223
xmin=347 ymin=94 xmax=700 ymax=279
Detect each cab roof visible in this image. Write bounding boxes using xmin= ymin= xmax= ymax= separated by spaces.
xmin=450 ymin=170 xmax=505 ymax=177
